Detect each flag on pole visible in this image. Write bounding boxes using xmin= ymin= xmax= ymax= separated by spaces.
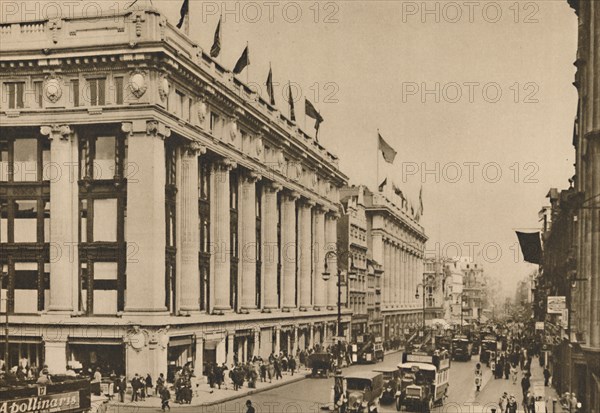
xmin=378 ymin=177 xmax=387 ymax=192
xmin=210 ymin=17 xmax=222 ymax=58
xmin=515 ymin=231 xmax=542 ymax=264
xmin=418 ymin=185 xmax=424 ymax=215
xmin=176 ymin=0 xmax=189 ymax=30
xmin=288 ymin=82 xmax=296 ymax=122
xmin=233 ymin=45 xmax=250 ymax=74
xmin=305 ymin=98 xmax=324 ymax=138
xmin=266 ymin=66 xmax=275 ymax=106
xmin=378 ymin=132 xmax=397 ymax=164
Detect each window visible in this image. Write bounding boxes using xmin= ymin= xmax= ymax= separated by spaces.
xmin=92 ymin=262 xmax=118 ymax=315
xmin=93 ymin=198 xmax=117 ymax=242
xmin=0 ymin=140 xmax=7 ymax=182
xmin=71 ymin=79 xmax=80 ymax=107
xmin=34 ymin=81 xmax=43 ymax=108
xmin=0 ymin=200 xmax=7 ymax=243
xmin=114 ymin=77 xmax=124 ymax=105
xmin=175 ymin=90 xmax=184 ymax=117
xmin=210 ymin=112 xmax=223 ymax=138
xmin=13 ymin=262 xmax=39 ymax=313
xmin=87 ymin=78 xmax=106 ymax=106
xmin=14 ymin=200 xmax=38 ymax=243
xmin=13 ymin=138 xmax=38 ymax=182
xmin=94 ymin=136 xmax=116 ymax=179
xmin=43 ymin=200 xmax=50 ymax=243
xmin=5 ymin=82 xmax=24 ymax=109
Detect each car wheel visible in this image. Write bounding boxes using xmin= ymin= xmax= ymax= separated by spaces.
xmin=395 ymin=398 xmax=402 ymax=411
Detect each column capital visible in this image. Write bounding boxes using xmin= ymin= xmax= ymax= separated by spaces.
xmin=281 ymin=189 xmax=300 ymax=202
xmin=264 ymin=180 xmax=282 ymax=193
xmin=241 ymin=169 xmax=262 ymax=183
xmin=326 ymin=210 xmax=340 ymax=220
xmin=182 ymin=141 xmax=207 ymax=157
xmin=314 ymin=204 xmax=328 ymax=214
xmin=146 ymin=120 xmax=172 ymax=139
xmin=40 ymin=124 xmax=72 ymax=140
xmin=214 ymin=158 xmax=237 ymax=171
xmin=299 ymin=197 xmax=316 ymax=208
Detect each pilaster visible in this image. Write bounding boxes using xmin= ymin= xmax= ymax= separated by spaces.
xmin=261 ymin=181 xmax=281 ymax=312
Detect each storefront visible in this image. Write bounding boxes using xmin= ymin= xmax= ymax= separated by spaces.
xmin=0 ymin=336 xmax=43 ymax=370
xmin=67 ymin=338 xmax=125 ymax=376
xmin=167 ymin=335 xmax=195 ymax=382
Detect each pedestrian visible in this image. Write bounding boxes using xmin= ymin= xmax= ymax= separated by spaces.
xmin=160 ymin=386 xmax=171 ymax=411
xmin=245 ymin=400 xmax=255 ymax=413
xmin=145 ymin=373 xmax=153 ymax=396
xmin=510 ymin=364 xmax=518 ymax=385
xmin=475 ymin=363 xmax=482 ymax=392
xmin=498 ymin=392 xmax=509 ymax=413
xmin=117 ymin=375 xmax=126 ymax=402
xmin=288 ymin=356 xmax=296 ymax=376
xmin=521 ymin=373 xmax=530 ymax=400
xmin=504 ymin=360 xmax=511 ymax=379
xmin=525 ymin=390 xmax=535 ymax=413
xmin=507 ymin=395 xmax=518 ymax=413
xmin=543 ymin=367 xmax=551 ymax=387
xmin=274 ymin=357 xmax=282 ymax=380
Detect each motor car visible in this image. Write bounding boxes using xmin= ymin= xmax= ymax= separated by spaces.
xmin=344 ymin=371 xmax=383 ymax=413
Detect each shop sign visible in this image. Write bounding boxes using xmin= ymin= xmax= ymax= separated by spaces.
xmin=547 ymin=296 xmax=566 ymax=314
xmin=535 ymin=322 xmax=545 ymax=331
xmin=0 ymin=391 xmax=79 ymax=413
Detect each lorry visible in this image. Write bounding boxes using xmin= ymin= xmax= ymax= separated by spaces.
xmin=451 ymin=335 xmax=472 ymax=361
xmin=395 ymin=350 xmax=450 ymax=412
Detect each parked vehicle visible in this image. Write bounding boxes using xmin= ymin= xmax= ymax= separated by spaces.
xmin=351 ymin=334 xmax=384 ymax=364
xmin=307 ymin=352 xmax=333 ymax=378
xmin=396 ymin=350 xmax=450 ymax=412
xmin=451 ymin=335 xmax=472 ymax=361
xmin=471 ymin=336 xmax=481 ymax=355
xmin=373 ymin=367 xmax=401 ymax=404
xmin=344 ymin=372 xmax=383 ymax=413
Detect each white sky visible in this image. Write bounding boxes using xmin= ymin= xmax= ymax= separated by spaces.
xmin=0 ymin=0 xmax=579 ymax=298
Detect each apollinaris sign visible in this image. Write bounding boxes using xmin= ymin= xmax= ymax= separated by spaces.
xmin=0 ymin=391 xmax=79 ymax=413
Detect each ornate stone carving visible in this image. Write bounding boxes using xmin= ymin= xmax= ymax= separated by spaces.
xmin=44 ymin=73 xmax=62 ymax=103
xmin=255 ymin=137 xmax=263 ymax=158
xmin=124 ymin=326 xmax=149 ymax=352
xmin=158 ymin=73 xmax=170 ymax=102
xmin=131 ymin=11 xmax=145 ymax=37
xmin=48 ymin=18 xmax=62 ymax=44
xmin=197 ymin=99 xmax=208 ymax=125
xmin=277 ymin=151 xmax=285 ymax=172
xmin=229 ymin=118 xmax=239 ymax=141
xmin=40 ymin=124 xmax=71 ymax=141
xmin=182 ymin=141 xmax=206 ymax=157
xmin=146 ymin=120 xmax=171 ymax=139
xmin=129 ymin=70 xmax=147 ymax=99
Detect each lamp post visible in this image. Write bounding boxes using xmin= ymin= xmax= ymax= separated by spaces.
xmin=415 ymin=273 xmax=428 ymax=342
xmin=322 ymin=250 xmax=356 ymax=369
xmin=1 ymin=263 xmax=8 ymax=370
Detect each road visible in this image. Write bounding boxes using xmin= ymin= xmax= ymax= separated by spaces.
xmin=110 ymin=353 xmax=536 ymax=412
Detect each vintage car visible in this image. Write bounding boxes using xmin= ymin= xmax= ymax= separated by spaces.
xmin=396 ymin=351 xmax=450 ymax=412
xmin=471 ymin=336 xmax=481 ymax=355
xmin=307 ymin=352 xmax=333 ymax=378
xmin=373 ymin=367 xmax=400 ymax=404
xmin=451 ymin=336 xmax=471 ymax=361
xmin=345 ymin=372 xmax=383 ymax=413
xmin=480 ymin=335 xmax=498 ymax=364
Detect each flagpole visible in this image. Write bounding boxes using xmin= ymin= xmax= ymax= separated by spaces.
xmin=376 ymin=128 xmax=380 ymax=191
xmin=246 ymin=41 xmax=249 ymax=85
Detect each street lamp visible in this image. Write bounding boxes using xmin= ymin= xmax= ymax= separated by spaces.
xmin=415 ymin=273 xmax=429 ymax=343
xmin=322 ymin=250 xmax=356 ymax=369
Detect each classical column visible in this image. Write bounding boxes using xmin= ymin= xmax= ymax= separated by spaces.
xmin=43 ymin=337 xmax=67 ymax=374
xmin=590 ymin=138 xmax=600 ymax=347
xmin=193 ymin=337 xmax=204 ymax=383
xmin=261 ymin=181 xmax=281 ymax=311
xmin=41 ymin=125 xmax=77 ymax=312
xmin=325 ymin=212 xmax=338 ymax=310
xmin=309 ymin=324 xmax=315 ymax=348
xmin=274 ymin=327 xmax=281 ymax=354
xmin=178 ymin=142 xmax=205 ymax=312
xmin=293 ymin=326 xmax=299 ymax=353
xmin=384 ymin=240 xmax=391 ymax=307
xmin=253 ymin=329 xmax=260 ymax=358
xmin=403 ymin=247 xmax=409 ymax=307
xmin=313 ymin=206 xmax=326 ymax=310
xmin=212 ymin=158 xmax=236 ymax=313
xmin=391 ymin=242 xmax=398 ymax=307
xmin=123 ymin=120 xmax=168 ymax=312
xmin=239 ymin=170 xmax=261 ymax=312
xmin=281 ymin=190 xmax=299 ymax=311
xmin=298 ymin=199 xmax=315 ymax=310
xmin=226 ymin=333 xmax=235 ymax=366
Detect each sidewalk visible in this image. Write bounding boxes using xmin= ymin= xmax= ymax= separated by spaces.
xmin=529 ymin=358 xmax=565 ymax=413
xmin=109 ymin=369 xmax=311 ymax=409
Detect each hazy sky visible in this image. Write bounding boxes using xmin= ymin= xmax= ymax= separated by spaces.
xmin=1 ymin=0 xmax=579 ymax=298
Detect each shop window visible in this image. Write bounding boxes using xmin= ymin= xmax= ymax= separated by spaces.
xmin=93 ymin=262 xmax=118 ymax=315
xmin=43 ymin=200 xmax=50 ymax=243
xmin=13 ymin=138 xmax=38 ymax=182
xmin=34 ymin=81 xmax=43 ymax=108
xmin=14 ymin=262 xmax=38 ymax=314
xmin=93 ymin=198 xmax=117 ymax=242
xmin=80 ymin=199 xmax=88 ymax=243
xmin=14 ymin=200 xmax=38 ymax=243
xmin=5 ymin=82 xmax=24 ymax=109
xmin=41 ymin=138 xmax=51 ymax=181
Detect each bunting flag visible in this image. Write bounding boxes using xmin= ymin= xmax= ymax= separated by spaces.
xmin=378 ymin=132 xmax=397 ymax=164
xmin=233 ymin=45 xmax=250 ymax=74
xmin=176 ymin=0 xmax=189 ymax=30
xmin=378 ymin=177 xmax=387 ymax=192
xmin=516 ymin=231 xmax=542 ymax=264
xmin=305 ymin=98 xmax=324 ymax=138
xmin=210 ymin=17 xmax=222 ymax=58
xmin=266 ymin=66 xmax=275 ymax=106
xmin=288 ymin=82 xmax=296 ymax=122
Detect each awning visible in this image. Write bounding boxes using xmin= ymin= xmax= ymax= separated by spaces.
xmin=169 ymin=335 xmax=194 ymax=347
xmin=4 ymin=336 xmax=43 ymax=344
